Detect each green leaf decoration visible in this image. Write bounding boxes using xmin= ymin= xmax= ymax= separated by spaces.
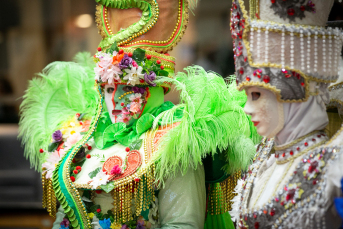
xmin=48 ymin=142 xmax=59 ymax=152
xmin=100 ymin=181 xmax=115 ymax=193
xmin=88 ymin=167 xmax=102 ymax=179
xmin=136 ymin=113 xmax=154 ymax=135
xmin=129 ymin=138 xmax=143 ymax=151
xmin=106 ymin=41 xmax=119 ymax=54
xmin=158 ymin=70 xmax=169 ymax=77
xmin=132 ymin=48 xmax=146 ymax=63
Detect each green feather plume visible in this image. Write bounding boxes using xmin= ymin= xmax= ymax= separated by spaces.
xmin=152 ymin=66 xmax=260 ymax=185
xmin=18 ymin=52 xmax=98 ymax=170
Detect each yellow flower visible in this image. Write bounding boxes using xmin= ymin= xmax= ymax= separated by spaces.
xmin=110 ymin=222 xmax=122 ymax=229
xmin=88 ymin=212 xmax=94 ymax=219
xmin=60 ymin=117 xmax=82 ymax=139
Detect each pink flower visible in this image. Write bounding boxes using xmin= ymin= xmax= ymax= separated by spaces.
xmin=81 ymin=120 xmax=91 ymax=132
xmin=121 ymin=107 xmax=130 ymax=115
xmin=132 ymin=61 xmax=138 ymax=68
xmin=129 ymin=93 xmax=143 ymax=103
xmin=94 ymin=52 xmax=122 ymax=84
xmin=129 ymin=102 xmax=142 ymax=113
xmin=42 ymin=150 xmax=67 ymax=179
xmin=65 ymin=132 xmax=82 ymax=149
xmin=117 ymin=114 xmax=131 ymax=123
xmin=110 ymin=165 xmax=122 ymax=175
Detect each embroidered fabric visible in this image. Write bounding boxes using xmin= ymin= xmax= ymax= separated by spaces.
xmin=231 ymin=134 xmax=343 ymax=229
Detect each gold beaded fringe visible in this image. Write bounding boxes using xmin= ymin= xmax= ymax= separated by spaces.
xmin=207 ymin=171 xmax=241 ymax=215
xmin=42 ymin=172 xmax=57 ymax=217
xmin=112 ymin=164 xmax=156 ymax=224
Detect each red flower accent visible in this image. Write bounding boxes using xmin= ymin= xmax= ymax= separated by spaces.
xmin=285 ymin=189 xmax=296 ymax=201
xmin=87 ymin=146 xmax=92 ymax=150
xmin=70 ymin=176 xmax=75 ymax=182
xmin=97 ymin=47 xmax=102 ymax=51
xmin=125 ymin=147 xmax=130 ymax=152
xmin=308 ymin=161 xmax=318 ymax=173
xmin=146 ymin=55 xmax=152 ymax=60
xmin=118 ymin=49 xmax=124 ymax=54
xmin=39 ymin=149 xmax=44 ymax=153
xmin=73 ymin=170 xmax=78 ymax=174
xmin=156 ymin=60 xmax=161 ymax=65
xmin=96 ymin=208 xmax=101 ymax=213
xmin=86 ymin=154 xmax=91 ymax=159
xmin=76 ymin=166 xmax=81 ymax=171
xmin=128 ymin=52 xmax=133 ymax=57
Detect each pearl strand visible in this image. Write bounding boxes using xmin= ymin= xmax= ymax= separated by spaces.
xmin=257 ymin=27 xmax=261 ymax=62
xmin=314 ymin=30 xmax=318 ymax=73
xmin=281 ymin=28 xmax=285 ymax=69
xmin=290 ymin=31 xmax=294 ymax=69
xmin=334 ymin=29 xmax=339 ymax=76
xmin=307 ymin=30 xmax=311 ymax=74
xmin=265 ymin=28 xmax=269 ymax=64
xmin=300 ymin=29 xmax=305 ymax=71
xmin=328 ymin=29 xmax=332 ymax=78
xmin=322 ymin=31 xmax=326 ymax=76
xmin=250 ymin=27 xmax=254 ymax=59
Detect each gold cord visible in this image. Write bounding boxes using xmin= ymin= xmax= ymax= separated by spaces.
xmin=274 ymin=130 xmax=320 ymax=151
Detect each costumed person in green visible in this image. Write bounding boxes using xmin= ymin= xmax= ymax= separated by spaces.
xmin=19 ymin=0 xmax=260 ymax=228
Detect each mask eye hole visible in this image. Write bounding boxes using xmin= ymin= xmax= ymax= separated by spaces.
xmin=107 ymin=87 xmax=115 ymax=94
xmin=251 ymin=92 xmax=261 ymax=101
xmin=123 ymin=86 xmax=133 ymax=92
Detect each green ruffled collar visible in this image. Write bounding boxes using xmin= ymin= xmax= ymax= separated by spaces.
xmin=94 ymin=101 xmax=183 ymax=149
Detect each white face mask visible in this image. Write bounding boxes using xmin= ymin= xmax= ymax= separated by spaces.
xmin=244 ymin=86 xmax=284 ymax=138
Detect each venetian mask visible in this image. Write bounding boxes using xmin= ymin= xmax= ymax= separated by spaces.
xmin=104 ymin=84 xmax=149 ymax=125
xmin=244 ymin=86 xmax=284 ymax=138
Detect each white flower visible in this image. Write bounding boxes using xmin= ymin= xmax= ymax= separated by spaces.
xmin=230 ymin=179 xmax=244 ymax=222
xmin=42 ymin=150 xmax=67 ymax=179
xmin=89 ymin=171 xmax=110 ymax=189
xmin=64 ymin=132 xmax=83 ymax=150
xmin=124 ymin=66 xmax=144 ymax=86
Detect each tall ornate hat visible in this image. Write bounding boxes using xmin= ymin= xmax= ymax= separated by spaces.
xmin=231 ymin=0 xmax=343 ymax=102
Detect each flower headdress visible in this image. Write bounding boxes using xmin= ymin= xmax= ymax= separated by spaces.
xmin=94 ymin=42 xmax=172 ymax=92
xmin=231 ymin=0 xmax=343 ymax=102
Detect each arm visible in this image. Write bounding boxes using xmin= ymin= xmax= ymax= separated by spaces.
xmin=157 ymin=164 xmax=206 ymax=229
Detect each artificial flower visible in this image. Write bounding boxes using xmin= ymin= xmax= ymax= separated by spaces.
xmin=119 ymin=54 xmax=133 ymax=69
xmin=91 ymin=215 xmax=102 ymax=229
xmin=129 ymin=102 xmax=142 ymax=113
xmin=148 ymin=198 xmax=159 ymax=225
xmin=117 ymin=114 xmax=131 ymax=123
xmin=144 ymin=71 xmax=156 ymax=86
xmin=110 ymin=165 xmax=123 ymax=175
xmin=60 ymin=218 xmax=70 ymax=228
xmin=112 ymin=53 xmax=124 ymax=65
xmin=95 ymin=52 xmax=122 ymax=84
xmin=89 ymin=170 xmax=110 ymax=189
xmin=88 ymin=212 xmax=95 ymax=219
xmin=132 ymin=60 xmax=138 ymax=68
xmin=124 ymin=66 xmax=144 ymax=86
xmin=132 ymin=86 xmax=146 ymax=94
xmin=64 ymin=132 xmax=83 ymax=150
xmin=81 ymin=120 xmax=91 ymax=132
xmin=110 ymin=222 xmax=122 ymax=229
xmin=52 ymin=130 xmax=63 ymax=142
xmin=136 ymin=217 xmax=146 ymax=229
xmin=121 ymin=225 xmax=129 ymax=229
xmin=42 ymin=150 xmax=67 ymax=179
xmin=99 ymin=218 xmax=112 ymax=229
xmin=60 ymin=118 xmax=83 ymax=139
xmin=129 ymin=93 xmax=143 ymax=103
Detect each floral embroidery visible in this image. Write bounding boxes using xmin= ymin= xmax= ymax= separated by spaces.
xmin=270 ymin=0 xmax=316 ymax=22
xmin=302 ymin=153 xmax=325 ymax=180
xmin=280 ymin=183 xmax=304 ymax=209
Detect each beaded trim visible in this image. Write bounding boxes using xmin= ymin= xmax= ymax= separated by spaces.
xmin=96 ymin=0 xmax=190 ymax=53
xmin=235 ymin=132 xmax=343 ymax=229
xmin=232 ymin=0 xmax=343 ymax=103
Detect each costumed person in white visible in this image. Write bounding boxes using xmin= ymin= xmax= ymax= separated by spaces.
xmin=229 ymin=0 xmax=343 ymax=228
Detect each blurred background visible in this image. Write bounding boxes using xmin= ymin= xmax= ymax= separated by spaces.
xmin=0 ymin=0 xmax=342 ymax=228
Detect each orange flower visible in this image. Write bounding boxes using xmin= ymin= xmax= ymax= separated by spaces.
xmin=112 ymin=53 xmax=124 ymax=64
